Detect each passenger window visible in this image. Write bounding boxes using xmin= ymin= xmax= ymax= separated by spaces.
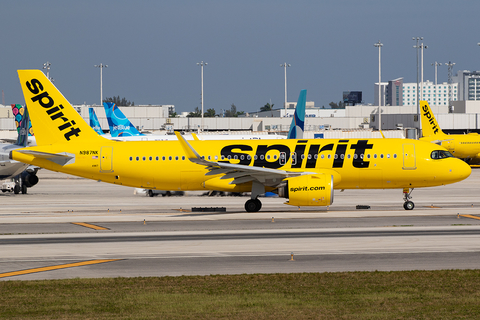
xmin=142 ymin=156 xmax=146 ymax=161
xmin=175 ymin=156 xmax=178 ymax=160
xmin=380 ymin=154 xmax=384 ymax=159
xmin=149 ymin=156 xmax=152 ymax=161
xmin=162 ymin=156 xmax=165 ymax=161
xmin=169 ymin=156 xmax=172 ymax=160
xmin=129 ymin=157 xmax=133 ymax=161
xmin=182 ymin=156 xmax=185 ymax=160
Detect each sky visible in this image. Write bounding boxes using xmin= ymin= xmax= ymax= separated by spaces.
xmin=2 ymin=0 xmax=480 ymax=114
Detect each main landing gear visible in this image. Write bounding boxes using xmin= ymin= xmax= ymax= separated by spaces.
xmin=245 ymin=198 xmax=262 ymax=212
xmin=244 ymin=181 xmax=265 ymax=213
xmin=403 ymin=188 xmax=415 ymax=210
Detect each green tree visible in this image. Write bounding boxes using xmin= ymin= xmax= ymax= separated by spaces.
xmin=225 ymin=104 xmax=244 ymax=117
xmin=225 ymin=104 xmax=236 ymax=117
xmin=329 ymin=101 xmax=345 ymax=109
xmin=187 ymin=107 xmax=202 ymax=117
xmin=104 ymin=96 xmax=134 ymax=106
xmin=260 ymin=103 xmax=273 ymax=112
xmin=204 ymin=108 xmax=216 ymax=117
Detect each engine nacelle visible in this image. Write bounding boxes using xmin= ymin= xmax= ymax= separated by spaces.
xmin=21 ymin=171 xmax=39 ymax=188
xmin=280 ymin=174 xmax=334 ymax=207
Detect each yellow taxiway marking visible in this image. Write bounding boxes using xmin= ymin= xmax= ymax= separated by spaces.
xmin=459 ymin=214 xmax=480 ymax=221
xmin=0 ymin=259 xmax=121 ymax=278
xmin=72 ymin=222 xmax=109 ymax=230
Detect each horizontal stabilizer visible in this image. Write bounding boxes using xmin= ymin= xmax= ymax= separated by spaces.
xmin=14 ymin=149 xmax=75 ymax=166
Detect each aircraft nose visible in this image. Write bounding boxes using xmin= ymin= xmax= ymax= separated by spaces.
xmin=451 ymin=158 xmax=471 ymax=182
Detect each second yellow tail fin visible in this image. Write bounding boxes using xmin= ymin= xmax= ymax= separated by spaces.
xmin=17 ymin=70 xmax=100 ymax=146
xmin=420 ymin=101 xmax=445 ymax=138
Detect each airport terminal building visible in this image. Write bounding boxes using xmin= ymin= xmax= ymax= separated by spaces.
xmin=2 ymin=69 xmax=480 ymax=138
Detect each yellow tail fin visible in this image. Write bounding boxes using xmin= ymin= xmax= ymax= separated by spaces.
xmin=17 ymin=70 xmax=100 ymax=146
xmin=420 ymin=100 xmax=445 ymax=138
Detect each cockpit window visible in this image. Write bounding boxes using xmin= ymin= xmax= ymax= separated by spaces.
xmin=431 ymin=150 xmax=454 ymax=159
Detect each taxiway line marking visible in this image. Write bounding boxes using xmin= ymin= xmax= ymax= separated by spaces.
xmin=72 ymin=222 xmax=109 ymax=230
xmin=460 ymin=214 xmax=480 ymax=221
xmin=0 ymin=259 xmax=121 ymax=278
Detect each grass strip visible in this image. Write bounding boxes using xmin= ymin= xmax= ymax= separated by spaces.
xmin=1 ymin=270 xmax=480 ymax=319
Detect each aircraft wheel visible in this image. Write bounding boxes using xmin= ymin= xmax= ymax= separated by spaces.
xmin=245 ymin=199 xmax=261 ymax=212
xmin=21 ymin=184 xmax=27 ymax=194
xmin=13 ymin=185 xmax=20 ymax=194
xmin=254 ymin=198 xmax=262 ymax=211
xmin=403 ymin=201 xmax=415 ymax=210
xmin=147 ymin=190 xmax=154 ymax=197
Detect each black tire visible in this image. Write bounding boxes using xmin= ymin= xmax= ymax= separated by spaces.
xmin=13 ymin=184 xmax=20 ymax=194
xmin=21 ymin=184 xmax=27 ymax=194
xmin=403 ymin=201 xmax=414 ymax=210
xmin=147 ymin=190 xmax=154 ymax=197
xmin=245 ymin=199 xmax=261 ymax=212
xmin=254 ymin=198 xmax=262 ymax=211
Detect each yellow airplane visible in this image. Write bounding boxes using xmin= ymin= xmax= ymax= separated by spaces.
xmin=420 ymin=101 xmax=480 ymax=164
xmin=11 ymin=70 xmax=471 ymax=212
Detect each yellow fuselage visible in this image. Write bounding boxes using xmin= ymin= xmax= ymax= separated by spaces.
xmin=12 ymin=137 xmax=471 ymax=192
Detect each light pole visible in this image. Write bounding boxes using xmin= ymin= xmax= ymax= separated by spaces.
xmin=445 ymin=61 xmax=456 ymax=110
xmin=420 ymin=43 xmax=428 ymax=101
xmin=374 ymin=40 xmax=383 ymax=130
xmin=94 ymin=63 xmax=108 ymax=106
xmin=43 ymin=61 xmax=51 ymax=80
xmin=197 ymin=61 xmax=207 ymax=130
xmin=432 ymin=62 xmax=442 ymax=106
xmin=413 ymin=37 xmax=423 ymax=131
xmin=280 ymin=63 xmax=291 ymax=116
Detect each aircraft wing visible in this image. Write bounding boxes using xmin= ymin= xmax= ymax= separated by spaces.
xmin=429 ymin=138 xmax=454 ymax=145
xmin=175 ymin=132 xmax=305 ymax=186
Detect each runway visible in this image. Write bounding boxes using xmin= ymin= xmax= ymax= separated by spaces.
xmin=1 ymin=169 xmax=480 ymax=280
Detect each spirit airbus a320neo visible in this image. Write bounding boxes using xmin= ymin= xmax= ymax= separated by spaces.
xmin=11 ymin=70 xmax=471 ymax=211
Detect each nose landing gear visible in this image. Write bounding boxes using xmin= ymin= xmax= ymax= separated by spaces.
xmin=403 ymin=188 xmax=415 ymax=210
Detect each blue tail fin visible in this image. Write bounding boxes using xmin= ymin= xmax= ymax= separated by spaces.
xmin=287 ymin=89 xmax=306 ymax=139
xmin=89 ymin=107 xmax=104 ymax=135
xmin=103 ymin=102 xmax=144 ymax=137
xmin=11 ymin=104 xmax=33 ymax=137
xmin=16 ymin=106 xmax=30 ymax=147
